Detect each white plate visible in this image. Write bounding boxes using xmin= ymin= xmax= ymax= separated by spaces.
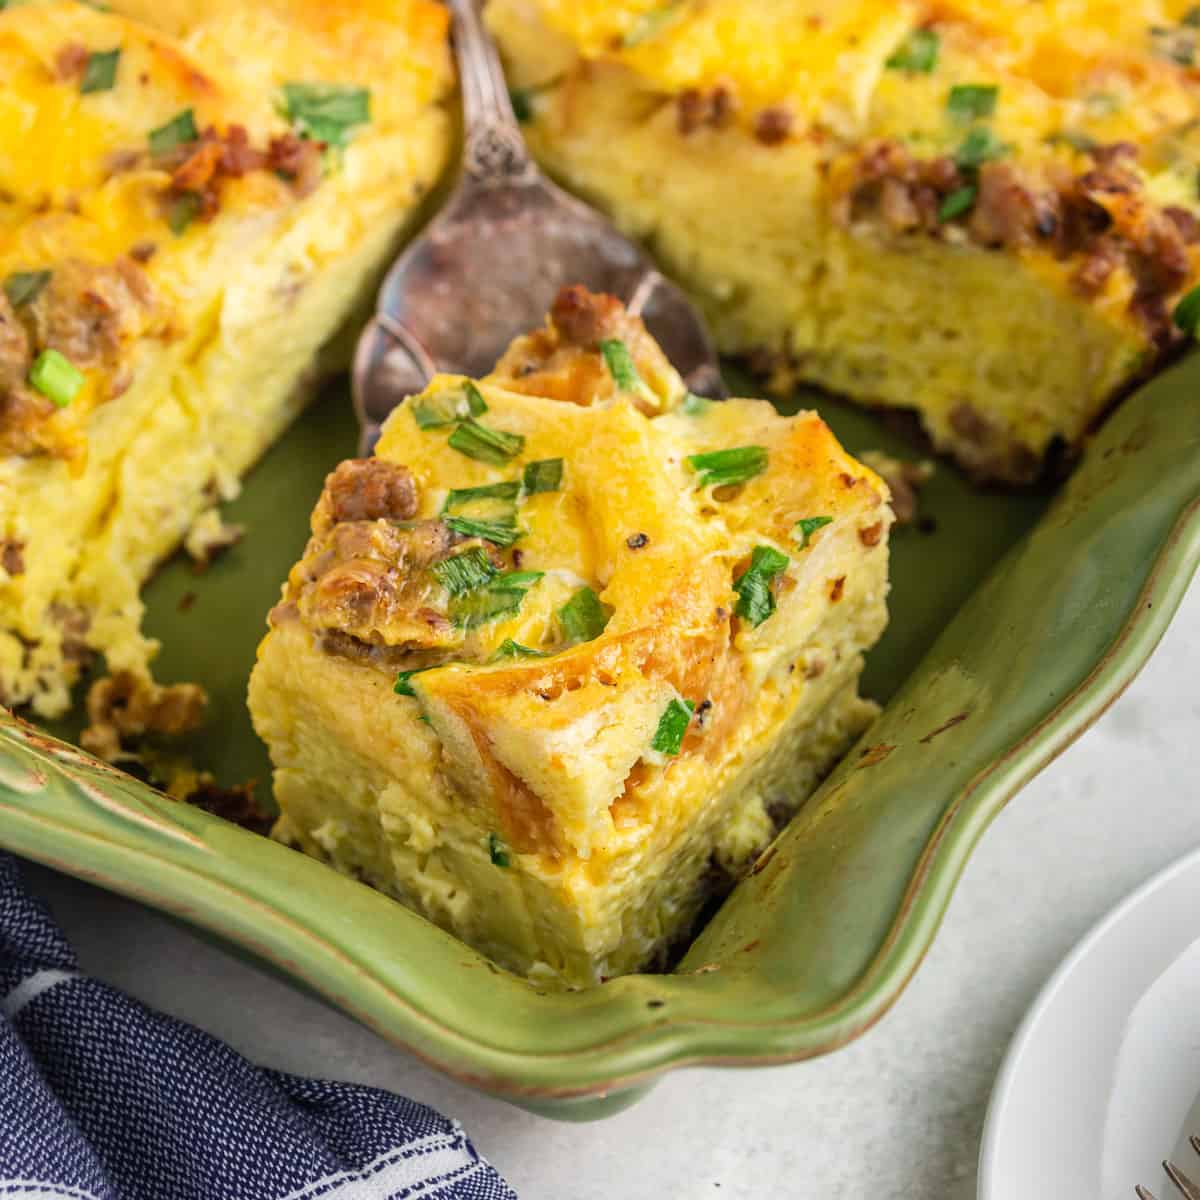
xmin=980 ymin=844 xmax=1200 ymax=1200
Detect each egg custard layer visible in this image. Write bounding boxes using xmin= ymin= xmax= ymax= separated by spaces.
xmin=0 ymin=0 xmax=453 ymax=716
xmin=490 ymin=0 xmax=1200 ymax=482
xmin=249 ymin=289 xmax=891 ymax=987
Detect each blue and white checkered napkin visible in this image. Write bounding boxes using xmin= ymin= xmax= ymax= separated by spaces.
xmin=0 ymin=853 xmax=517 ymax=1200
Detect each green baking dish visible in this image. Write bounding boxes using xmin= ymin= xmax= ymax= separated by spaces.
xmin=0 ymin=353 xmax=1196 ymax=1120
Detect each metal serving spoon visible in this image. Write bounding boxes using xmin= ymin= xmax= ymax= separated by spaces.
xmin=351 ymin=0 xmax=725 ymax=453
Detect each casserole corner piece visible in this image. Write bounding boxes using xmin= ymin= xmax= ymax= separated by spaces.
xmin=248 ymin=287 xmax=894 ymax=988
xmin=0 ymin=0 xmax=454 ymax=718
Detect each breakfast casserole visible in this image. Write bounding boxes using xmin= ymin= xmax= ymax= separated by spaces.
xmin=0 ymin=0 xmax=453 ymax=717
xmin=489 ymin=0 xmax=1200 ymax=482
xmin=249 ymin=288 xmax=892 ymax=986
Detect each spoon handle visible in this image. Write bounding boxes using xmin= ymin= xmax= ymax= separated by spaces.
xmin=447 ymin=0 xmax=535 ymax=186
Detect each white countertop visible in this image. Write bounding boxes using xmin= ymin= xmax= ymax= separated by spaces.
xmin=24 ymin=578 xmax=1200 ymax=1200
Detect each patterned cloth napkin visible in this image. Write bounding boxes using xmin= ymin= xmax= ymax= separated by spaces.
xmin=0 ymin=853 xmax=517 ymax=1200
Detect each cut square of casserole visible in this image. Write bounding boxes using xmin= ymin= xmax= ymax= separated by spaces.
xmin=0 ymin=0 xmax=453 ymax=716
xmin=249 ymin=288 xmax=892 ymax=987
xmin=489 ymin=0 xmax=1200 ymax=482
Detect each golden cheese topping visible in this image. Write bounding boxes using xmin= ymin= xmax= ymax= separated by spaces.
xmin=0 ymin=0 xmax=451 ymax=459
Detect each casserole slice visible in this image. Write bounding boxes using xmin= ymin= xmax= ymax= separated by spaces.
xmin=249 ymin=288 xmax=892 ymax=986
xmin=0 ymin=0 xmax=453 ymax=716
xmin=489 ymin=0 xmax=1200 ymax=482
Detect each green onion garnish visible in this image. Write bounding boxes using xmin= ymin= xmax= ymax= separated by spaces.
xmin=681 ymin=391 xmax=713 ymax=416
xmin=431 ymin=547 xmax=497 ymax=596
xmin=441 ymin=478 xmax=521 ymax=545
xmin=946 ymin=84 xmax=998 ymax=121
xmin=81 ymin=47 xmax=120 ymax=94
xmin=733 ymin=545 xmax=789 ymax=628
xmin=885 ymin=28 xmax=939 ymax=73
xmin=1173 ymin=285 xmax=1200 ymax=334
xmin=558 ymin=586 xmax=611 ymax=643
xmin=1185 ymin=7 xmax=1200 ymax=27
xmin=447 ymin=418 xmax=525 ymax=466
xmin=393 ymin=667 xmax=432 ymax=697
xmin=166 ymin=192 xmax=202 ymax=236
xmin=149 ymin=108 xmax=199 ymax=157
xmin=522 ymin=458 xmax=563 ymax=494
xmin=937 ymin=185 xmax=977 ymax=222
xmin=954 ymin=126 xmax=1008 ymax=170
xmin=280 ymin=82 xmax=371 ymax=147
xmin=600 ymin=337 xmax=655 ymax=403
xmin=795 ymin=516 xmax=834 ymax=550
xmin=490 ymin=639 xmax=547 ymax=661
xmin=686 ymin=445 xmax=768 ymax=489
xmin=411 ymin=382 xmax=487 ymax=429
xmin=29 ymin=349 xmax=84 ymax=408
xmin=650 ymin=697 xmax=695 ymax=757
xmin=509 ymin=88 xmax=534 ymax=123
xmin=450 ymin=571 xmax=543 ymax=629
xmin=488 ymin=832 xmax=511 ymax=867
xmin=3 ymin=270 xmax=50 ymax=308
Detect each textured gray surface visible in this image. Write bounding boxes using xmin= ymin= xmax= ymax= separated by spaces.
xmin=22 ymin=578 xmax=1200 ymax=1200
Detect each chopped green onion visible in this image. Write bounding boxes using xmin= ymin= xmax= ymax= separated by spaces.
xmin=280 ymin=82 xmax=371 ymax=147
xmin=946 ymin=84 xmax=998 ymax=121
xmin=3 ymin=270 xmax=50 ymax=308
xmin=450 ymin=571 xmax=542 ymax=629
xmin=733 ymin=545 xmax=789 ymax=628
xmin=1045 ymin=130 xmax=1098 ymax=154
xmin=488 ymin=832 xmax=510 ymax=867
xmin=29 ymin=349 xmax=84 ymax=408
xmin=490 ymin=639 xmax=547 ymax=661
xmin=937 ymin=185 xmax=977 ymax=222
xmin=1173 ymin=285 xmax=1200 ymax=334
xmin=686 ymin=445 xmax=768 ymax=489
xmin=81 ymin=47 xmax=120 ymax=94
xmin=393 ymin=667 xmax=432 ymax=697
xmin=954 ymin=126 xmax=1009 ymax=170
xmin=411 ymin=382 xmax=487 ymax=429
xmin=650 ymin=697 xmax=694 ymax=757
xmin=442 ymin=516 xmax=521 ymax=546
xmin=149 ymin=108 xmax=198 ymax=157
xmin=441 ymin=479 xmax=521 ymax=545
xmin=509 ymin=88 xmax=534 ymax=123
xmin=522 ymin=458 xmax=563 ymax=494
xmin=600 ymin=337 xmax=656 ymax=404
xmin=681 ymin=391 xmax=713 ymax=416
xmin=166 ymin=191 xmax=202 ymax=236
xmin=447 ymin=418 xmax=525 ymax=466
xmin=558 ymin=586 xmax=611 ymax=643
xmin=795 ymin=516 xmax=834 ymax=550
xmin=431 ymin=547 xmax=497 ymax=596
xmin=885 ymin=28 xmax=939 ymax=73
xmin=1150 ymin=24 xmax=1197 ymax=65
xmin=1186 ymin=6 xmax=1200 ymax=27
xmin=622 ymin=2 xmax=682 ymax=46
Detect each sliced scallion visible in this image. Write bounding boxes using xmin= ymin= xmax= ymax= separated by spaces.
xmin=946 ymin=83 xmax=998 ymax=121
xmin=431 ymin=547 xmax=497 ymax=596
xmin=686 ymin=445 xmax=768 ymax=489
xmin=795 ymin=515 xmax=833 ymax=550
xmin=450 ymin=571 xmax=542 ymax=629
xmin=411 ymin=382 xmax=487 ymax=429
xmin=1173 ymin=285 xmax=1200 ymax=334
xmin=522 ymin=458 xmax=563 ymax=494
xmin=558 ymin=586 xmax=611 ymax=643
xmin=29 ymin=349 xmax=83 ymax=408
xmin=488 ymin=832 xmax=511 ymax=867
xmin=937 ymin=185 xmax=977 ymax=222
xmin=447 ymin=418 xmax=525 ymax=466
xmin=650 ymin=697 xmax=694 ymax=757
xmin=733 ymin=545 xmax=789 ymax=628
xmin=81 ymin=47 xmax=120 ymax=94
xmin=149 ymin=108 xmax=198 ymax=157
xmin=490 ymin=639 xmax=547 ymax=661
xmin=886 ymin=28 xmax=939 ymax=73
xmin=3 ymin=270 xmax=50 ymax=308
xmin=280 ymin=82 xmax=371 ymax=147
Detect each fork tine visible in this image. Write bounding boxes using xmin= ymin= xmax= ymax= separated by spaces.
xmin=1138 ymin=1186 xmax=1160 ymax=1199
xmin=1190 ymin=1136 xmax=1200 ymax=1159
xmin=1163 ymin=1159 xmax=1200 ymax=1200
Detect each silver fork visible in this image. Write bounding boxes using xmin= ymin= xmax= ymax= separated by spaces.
xmin=351 ymin=0 xmax=725 ymax=454
xmin=1136 ymin=1134 xmax=1200 ymax=1198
